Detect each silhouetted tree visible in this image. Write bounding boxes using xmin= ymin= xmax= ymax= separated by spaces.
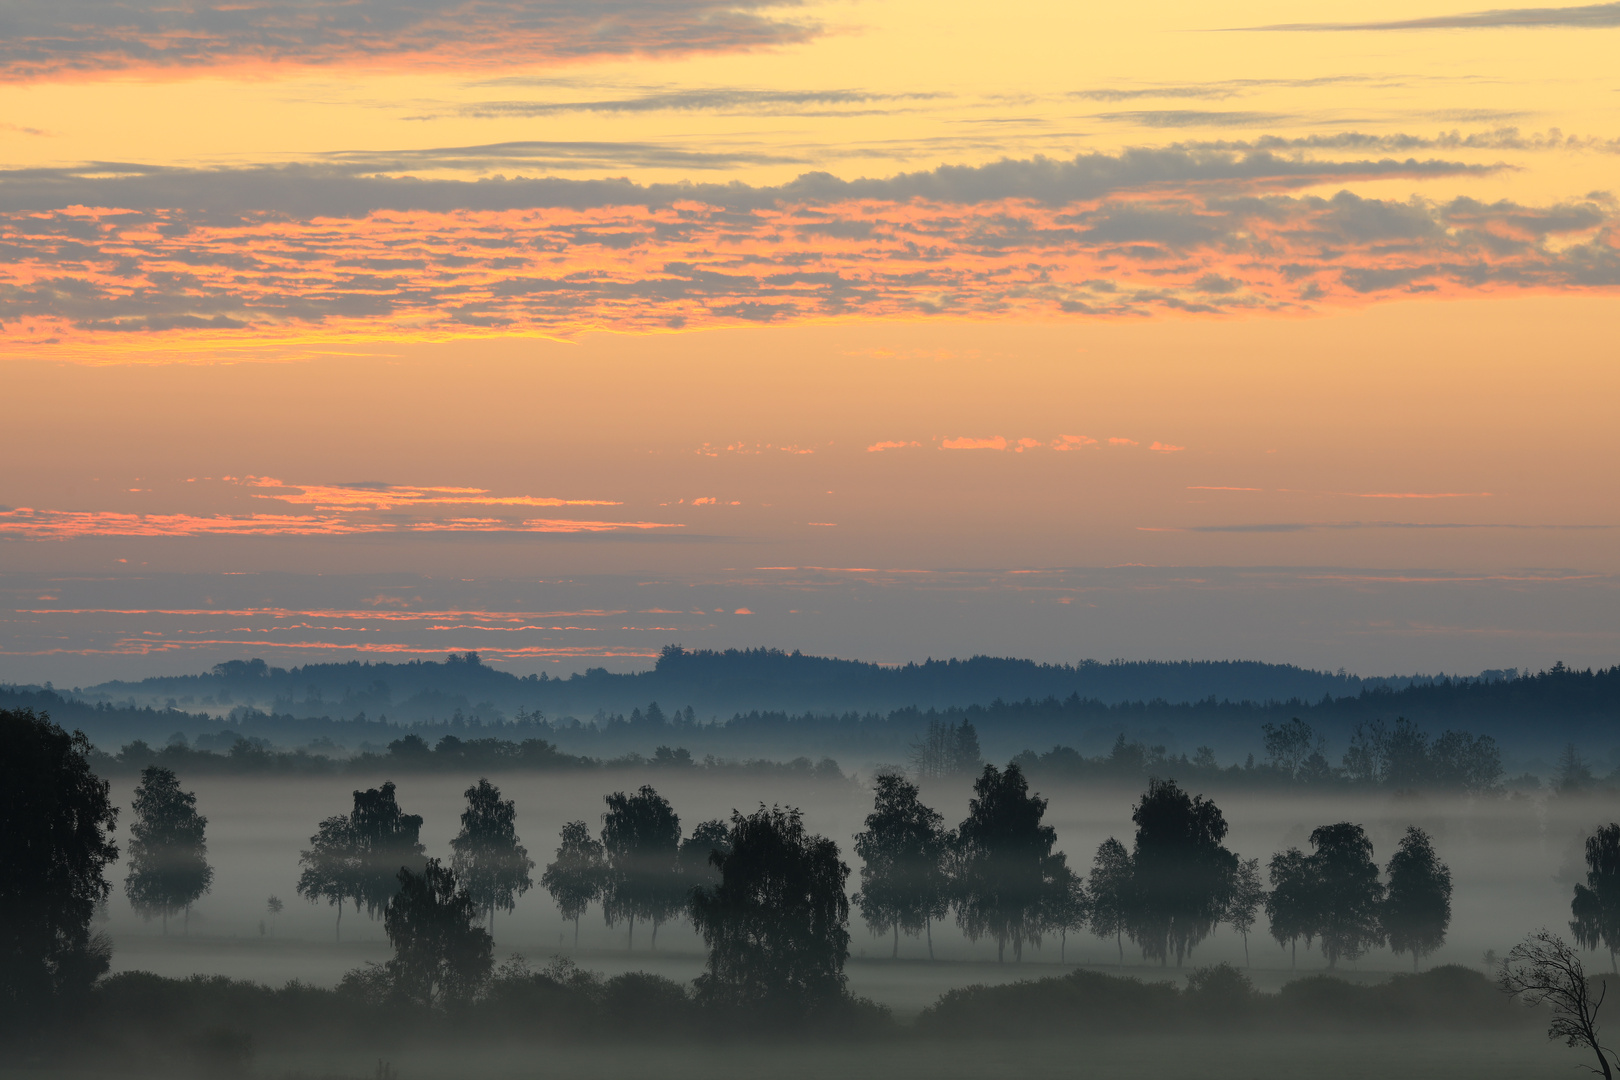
xmin=541 ymin=820 xmax=605 ymax=947
xmin=952 ymin=762 xmax=1062 ymax=962
xmin=1047 ymin=862 xmax=1089 ymax=964
xmin=384 ymin=859 xmax=493 ymax=1009
xmin=690 ymin=804 xmax=850 ymax=1019
xmin=1501 ymin=929 xmax=1615 ymax=1080
xmin=449 ymin=778 xmax=534 ymax=935
xmin=678 ymin=819 xmax=732 ymax=891
xmin=298 ymin=814 xmax=359 ymax=939
xmin=1088 ymin=838 xmax=1132 ymax=965
xmin=351 ymin=782 xmax=427 ymax=918
xmin=1572 ymin=824 xmax=1620 ymax=974
xmin=1383 ymin=826 xmax=1451 ymax=970
xmin=1308 ymin=822 xmax=1384 ymax=967
xmin=910 ymin=720 xmax=982 ymax=779
xmin=266 ymin=895 xmax=282 ymax=936
xmin=1261 ymin=718 xmax=1316 ymax=775
xmin=853 ymin=773 xmax=950 ymax=959
xmin=600 ymin=785 xmax=682 ymax=949
xmin=1557 ymin=744 xmax=1597 ymax=794
xmin=1265 ymin=847 xmax=1317 ymax=968
xmin=123 ymin=766 xmax=213 ymax=935
xmin=0 ymin=709 xmax=119 ymax=1019
xmin=1125 ymin=778 xmax=1237 ymax=966
xmin=1226 ymin=857 xmax=1265 ymax=967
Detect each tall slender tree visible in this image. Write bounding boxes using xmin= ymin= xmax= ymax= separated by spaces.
xmin=1265 ymin=847 xmax=1317 ymax=968
xmin=541 ymin=820 xmax=605 ymax=947
xmin=298 ymin=814 xmax=359 ymax=940
xmin=1 ymin=709 xmax=119 ymax=1017
xmin=1571 ymin=823 xmax=1620 ymax=974
xmin=449 ymin=778 xmax=535 ymax=935
xmin=1088 ymin=838 xmax=1133 ymax=966
xmin=852 ymin=773 xmax=950 ymax=959
xmin=1047 ymin=862 xmax=1089 ymax=964
xmin=350 ymin=782 xmax=427 ymax=918
xmin=123 ymin=766 xmax=213 ymax=935
xmin=1226 ymin=857 xmax=1265 ymax=967
xmin=1383 ymin=826 xmax=1452 ymax=970
xmin=1125 ymin=778 xmax=1237 ymax=966
xmin=952 ymin=762 xmax=1062 ymax=962
xmin=600 ymin=785 xmax=682 ymax=949
xmin=1308 ymin=822 xmax=1384 ymax=967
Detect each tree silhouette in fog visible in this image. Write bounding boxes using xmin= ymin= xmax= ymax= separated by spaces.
xmin=298 ymin=781 xmax=425 ymax=938
xmin=600 ymin=785 xmax=682 ymax=949
xmin=1306 ymin=822 xmax=1384 ymax=967
xmin=952 ymin=762 xmax=1063 ymax=963
xmin=1571 ymin=823 xmax=1620 ymax=974
xmin=679 ymin=819 xmax=732 ymax=888
xmin=1088 ymin=838 xmax=1133 ymax=965
xmin=1382 ymin=826 xmax=1451 ymax=970
xmin=1501 ymin=929 xmax=1617 ymax=1080
xmin=123 ymin=766 xmax=213 ymax=935
xmin=1226 ymin=857 xmax=1265 ymax=967
xmin=299 ymin=813 xmax=359 ymax=939
xmin=0 ymin=709 xmax=119 ymax=1020
xmin=853 ymin=772 xmax=950 ymax=959
xmin=909 ymin=720 xmax=982 ymax=779
xmin=690 ymin=804 xmax=850 ymax=1018
xmin=449 ymin=778 xmax=534 ymax=935
xmin=1047 ymin=862 xmax=1089 ymax=964
xmin=1125 ymin=778 xmax=1237 ymax=967
xmin=1265 ymin=847 xmax=1318 ymax=968
xmin=351 ymin=782 xmax=427 ymax=918
xmin=384 ymin=859 xmax=493 ymax=1009
xmin=542 ymin=820 xmax=606 ymax=947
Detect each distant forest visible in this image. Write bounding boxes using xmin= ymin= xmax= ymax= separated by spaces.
xmin=3 ymin=649 xmax=1617 ymax=771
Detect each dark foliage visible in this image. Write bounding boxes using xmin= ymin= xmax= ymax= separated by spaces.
xmin=0 ymin=709 xmax=119 ymax=1027
xmin=1125 ymin=778 xmax=1237 ymax=966
xmin=690 ymin=804 xmax=852 ymax=1022
xmin=1571 ymin=824 xmax=1620 ymax=974
xmin=952 ymin=763 xmax=1066 ymax=963
xmin=1383 ymin=826 xmax=1452 ymax=969
xmin=382 ymin=860 xmax=494 ymax=1009
xmin=123 ymin=765 xmax=213 ymax=934
xmin=541 ymin=820 xmax=605 ymax=946
xmin=852 ymin=773 xmax=950 ymax=959
xmin=599 ymin=785 xmax=683 ymax=948
xmin=449 ymin=778 xmax=534 ymax=933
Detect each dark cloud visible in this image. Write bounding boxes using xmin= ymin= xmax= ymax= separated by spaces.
xmin=0 ymin=145 xmax=1493 ymax=219
xmin=443 ymin=88 xmax=944 ymax=119
xmin=1236 ymin=1 xmax=1620 ymax=30
xmin=1071 ymin=77 xmax=1397 ymax=102
xmin=1094 ymin=110 xmax=1293 ymax=127
xmin=0 ymin=0 xmax=814 ymax=80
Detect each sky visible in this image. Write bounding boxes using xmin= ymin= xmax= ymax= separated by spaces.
xmin=1 ymin=0 xmax=1618 ymax=685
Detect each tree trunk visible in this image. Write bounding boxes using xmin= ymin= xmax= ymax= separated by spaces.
xmin=1243 ymin=933 xmax=1250 ymax=968
xmin=892 ymin=923 xmax=899 ymax=959
xmin=1116 ymin=929 xmax=1123 ymax=966
xmin=1611 ymin=948 xmax=1616 ymax=976
xmin=1061 ymin=929 xmax=1067 ymax=964
xmin=573 ymin=914 xmax=581 ymax=949
xmin=336 ymin=901 xmax=343 ymax=942
xmin=627 ymin=914 xmax=635 ymax=950
xmin=1594 ymin=1041 xmax=1614 ymax=1080
xmin=1291 ymin=938 xmax=1296 ymax=969
xmin=926 ymin=918 xmax=935 ymax=961
xmin=184 ymin=904 xmax=190 ymax=936
xmin=997 ymin=936 xmax=1005 ymax=963
xmin=652 ymin=920 xmax=659 ymax=950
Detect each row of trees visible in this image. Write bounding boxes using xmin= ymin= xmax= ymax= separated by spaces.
xmin=1262 ymin=716 xmax=1504 ymax=793
xmin=848 ymin=768 xmax=1455 ymax=968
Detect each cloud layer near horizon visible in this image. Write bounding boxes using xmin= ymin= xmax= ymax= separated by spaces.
xmin=2 ymin=147 xmax=1614 ymax=351
xmin=0 ymin=0 xmax=813 ymax=80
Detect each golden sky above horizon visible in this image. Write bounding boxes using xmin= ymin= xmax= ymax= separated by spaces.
xmin=1 ymin=0 xmax=1617 ymax=680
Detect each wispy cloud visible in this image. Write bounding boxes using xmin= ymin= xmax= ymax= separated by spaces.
xmin=441 ymin=88 xmax=944 ymax=119
xmin=1235 ymin=1 xmax=1620 ymax=31
xmin=941 ymin=436 xmax=1008 ymax=450
xmin=0 ymin=148 xmax=1612 ymax=354
xmin=0 ymin=0 xmax=817 ymax=82
xmin=246 ymin=477 xmax=620 ymax=510
xmin=0 ymin=508 xmax=684 ymax=539
xmin=866 ymin=440 xmax=921 ymax=452
xmin=1094 ymin=110 xmax=1292 ymax=128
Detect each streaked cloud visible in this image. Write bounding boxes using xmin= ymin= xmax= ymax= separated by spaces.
xmin=247 ymin=476 xmax=619 ymax=510
xmin=866 ymin=440 xmax=921 ymax=452
xmin=1236 ymin=1 xmax=1620 ymax=31
xmin=1094 ymin=110 xmax=1292 ymax=128
xmin=941 ymin=436 xmax=1008 ymax=450
xmin=5 ymin=146 xmax=1605 ymax=356
xmin=0 ymin=0 xmax=816 ymax=82
xmin=0 ymin=508 xmax=684 ymax=539
xmin=440 ymin=88 xmax=944 ymax=119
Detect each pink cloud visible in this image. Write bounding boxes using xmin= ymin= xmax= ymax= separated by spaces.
xmin=941 ymin=436 xmax=1008 ymax=450
xmin=867 ymin=440 xmax=921 ymax=452
xmin=1051 ymin=435 xmax=1097 ymax=450
xmin=1108 ymin=437 xmax=1139 ymax=447
xmin=1150 ymin=441 xmax=1186 ymax=453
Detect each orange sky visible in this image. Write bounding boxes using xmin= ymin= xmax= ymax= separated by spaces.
xmin=1 ymin=0 xmax=1617 ymax=681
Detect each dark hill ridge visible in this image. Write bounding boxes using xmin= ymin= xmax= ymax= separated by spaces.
xmin=6 ymin=649 xmax=1613 ymax=767
xmin=66 ymin=645 xmax=1511 ymax=721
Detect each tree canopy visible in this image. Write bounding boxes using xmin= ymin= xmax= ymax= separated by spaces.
xmin=952 ymin=762 xmax=1064 ymax=963
xmin=448 ymin=778 xmax=534 ymax=934
xmin=853 ymin=772 xmax=950 ymax=959
xmin=1126 ymin=778 xmax=1237 ymax=966
xmin=600 ymin=785 xmax=683 ymax=948
xmin=123 ymin=765 xmax=213 ymax=935
xmin=1383 ymin=826 xmax=1452 ymax=970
